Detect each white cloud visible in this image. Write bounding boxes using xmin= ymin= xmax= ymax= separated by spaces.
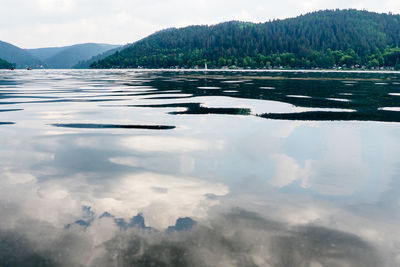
xmin=0 ymin=0 xmax=398 ymax=48
xmin=121 ymin=136 xmax=224 ymax=153
xmin=35 ymin=0 xmax=75 ymax=11
xmin=0 ymin=169 xmax=229 ymax=229
xmin=268 ymin=153 xmax=301 ymax=187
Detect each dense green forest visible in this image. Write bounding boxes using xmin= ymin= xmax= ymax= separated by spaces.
xmin=92 ymin=9 xmax=400 ymax=69
xmin=0 ymin=58 xmax=14 ymax=69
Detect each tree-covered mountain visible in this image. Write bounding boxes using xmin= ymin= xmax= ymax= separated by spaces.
xmin=91 ymin=9 xmax=400 ymax=69
xmin=27 ymin=43 xmax=121 ymax=69
xmin=0 ymin=58 xmax=14 ymax=69
xmin=27 ymin=46 xmax=70 ymax=61
xmin=0 ymin=41 xmax=43 ymax=68
xmin=73 ymin=45 xmax=127 ymax=69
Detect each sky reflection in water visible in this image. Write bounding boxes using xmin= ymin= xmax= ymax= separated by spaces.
xmin=0 ymin=70 xmax=399 ymax=266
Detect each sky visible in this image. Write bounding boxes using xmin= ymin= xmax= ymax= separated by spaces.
xmin=0 ymin=0 xmax=399 ymax=49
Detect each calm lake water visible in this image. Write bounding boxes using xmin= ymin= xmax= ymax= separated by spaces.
xmin=0 ymin=69 xmax=399 ymax=266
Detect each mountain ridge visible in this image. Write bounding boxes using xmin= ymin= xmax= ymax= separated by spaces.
xmin=0 ymin=41 xmax=121 ymax=69
xmin=27 ymin=43 xmax=121 ymax=68
xmin=0 ymin=41 xmax=43 ymax=68
xmin=73 ymin=44 xmax=127 ymax=69
xmin=91 ymin=9 xmax=400 ymax=69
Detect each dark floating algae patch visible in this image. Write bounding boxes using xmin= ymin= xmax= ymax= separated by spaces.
xmin=51 ymin=123 xmax=176 ymax=130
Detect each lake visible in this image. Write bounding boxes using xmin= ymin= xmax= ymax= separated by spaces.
xmin=0 ymin=69 xmax=399 ymax=266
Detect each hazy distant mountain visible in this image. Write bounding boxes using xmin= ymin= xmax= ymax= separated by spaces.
xmin=28 ymin=43 xmax=121 ymax=69
xmin=92 ymin=9 xmax=400 ymax=69
xmin=0 ymin=41 xmax=121 ymax=69
xmin=0 ymin=41 xmax=43 ymax=68
xmin=73 ymin=45 xmax=127 ymax=69
xmin=27 ymin=46 xmax=69 ymax=61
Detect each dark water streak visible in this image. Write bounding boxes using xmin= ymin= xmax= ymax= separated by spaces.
xmin=51 ymin=123 xmax=176 ymax=130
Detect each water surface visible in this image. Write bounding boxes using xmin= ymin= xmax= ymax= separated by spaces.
xmin=0 ymin=69 xmax=399 ymax=266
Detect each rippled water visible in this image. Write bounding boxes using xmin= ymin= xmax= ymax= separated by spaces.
xmin=1 ymin=69 xmax=400 ymax=266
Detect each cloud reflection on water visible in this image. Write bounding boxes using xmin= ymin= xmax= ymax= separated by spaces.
xmin=0 ymin=208 xmax=390 ymax=267
xmin=0 ymin=70 xmax=400 ymax=265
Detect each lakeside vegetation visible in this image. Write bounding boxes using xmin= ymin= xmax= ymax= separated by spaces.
xmin=91 ymin=9 xmax=400 ymax=70
xmin=0 ymin=58 xmax=14 ymax=69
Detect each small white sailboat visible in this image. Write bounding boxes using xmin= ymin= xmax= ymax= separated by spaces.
xmin=205 ymin=62 xmax=208 ymax=70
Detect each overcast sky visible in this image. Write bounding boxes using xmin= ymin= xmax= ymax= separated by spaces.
xmin=1 ymin=0 xmax=399 ymax=48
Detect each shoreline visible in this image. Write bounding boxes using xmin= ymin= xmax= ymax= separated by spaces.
xmin=3 ymin=68 xmax=400 ymax=74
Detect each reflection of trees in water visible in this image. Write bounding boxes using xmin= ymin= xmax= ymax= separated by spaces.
xmin=140 ymin=72 xmax=400 ymax=123
xmin=100 ymin=209 xmax=383 ymax=267
xmin=260 ymin=110 xmax=400 ymax=122
xmin=0 ymin=232 xmax=54 ymax=267
xmin=0 ymin=209 xmax=384 ymax=267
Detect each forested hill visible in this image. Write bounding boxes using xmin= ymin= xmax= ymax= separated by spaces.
xmin=0 ymin=58 xmax=14 ymax=69
xmin=91 ymin=9 xmax=400 ymax=69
